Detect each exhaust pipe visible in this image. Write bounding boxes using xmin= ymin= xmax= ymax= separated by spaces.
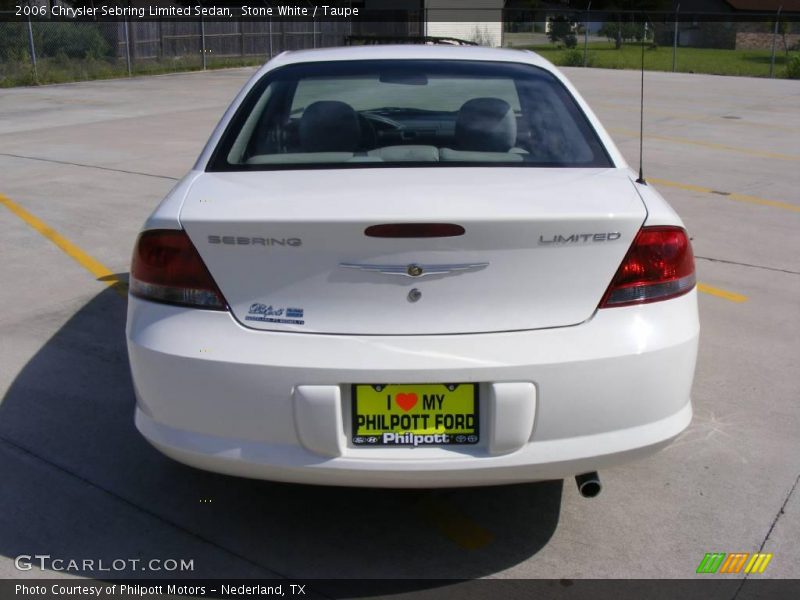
xmin=575 ymin=472 xmax=602 ymax=498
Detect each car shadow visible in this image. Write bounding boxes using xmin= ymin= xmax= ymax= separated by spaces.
xmin=0 ymin=286 xmax=562 ymax=586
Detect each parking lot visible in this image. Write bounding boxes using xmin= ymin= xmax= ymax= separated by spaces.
xmin=0 ymin=63 xmax=798 ymax=588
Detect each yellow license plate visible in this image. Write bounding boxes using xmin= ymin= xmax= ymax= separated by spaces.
xmin=352 ymin=383 xmax=479 ymax=446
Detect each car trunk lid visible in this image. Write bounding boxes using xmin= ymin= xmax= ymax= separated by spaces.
xmin=180 ymin=168 xmax=645 ymax=335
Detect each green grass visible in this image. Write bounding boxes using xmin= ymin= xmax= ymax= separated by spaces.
xmin=523 ymin=42 xmax=800 ymax=79
xmin=0 ymin=55 xmax=266 ymax=88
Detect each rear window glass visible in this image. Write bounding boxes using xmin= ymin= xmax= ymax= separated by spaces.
xmin=208 ymin=59 xmax=612 ymax=171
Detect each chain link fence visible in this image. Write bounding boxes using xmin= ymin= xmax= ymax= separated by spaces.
xmin=0 ymin=15 xmax=353 ymax=87
xmin=3 ymin=12 xmax=800 ymax=87
xmin=503 ymin=11 xmax=800 ymax=80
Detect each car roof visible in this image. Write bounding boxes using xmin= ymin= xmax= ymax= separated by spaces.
xmin=261 ymin=44 xmax=555 ymax=74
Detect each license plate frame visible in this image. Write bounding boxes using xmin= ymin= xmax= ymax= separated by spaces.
xmin=351 ymin=383 xmax=479 ymax=447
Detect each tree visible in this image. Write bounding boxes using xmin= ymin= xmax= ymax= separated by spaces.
xmin=547 ymin=16 xmax=578 ymax=49
xmin=594 ymin=0 xmax=666 ymax=48
xmin=598 ymin=20 xmax=652 ymax=48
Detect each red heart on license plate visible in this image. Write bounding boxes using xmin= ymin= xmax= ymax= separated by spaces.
xmin=395 ymin=392 xmax=418 ymax=412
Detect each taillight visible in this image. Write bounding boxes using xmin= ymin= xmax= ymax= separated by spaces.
xmin=130 ymin=229 xmax=227 ymax=310
xmin=599 ymin=226 xmax=695 ymax=308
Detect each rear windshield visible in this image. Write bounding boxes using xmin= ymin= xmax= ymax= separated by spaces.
xmin=207 ymin=59 xmax=613 ymax=171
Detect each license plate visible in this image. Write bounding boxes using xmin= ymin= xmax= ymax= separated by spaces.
xmin=352 ymin=383 xmax=479 ymax=447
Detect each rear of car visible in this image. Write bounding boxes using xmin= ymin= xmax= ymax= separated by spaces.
xmin=126 ymin=46 xmax=698 ymax=487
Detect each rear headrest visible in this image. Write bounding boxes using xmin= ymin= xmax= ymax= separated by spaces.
xmin=299 ymin=101 xmax=361 ymax=153
xmin=455 ymin=97 xmax=517 ymax=152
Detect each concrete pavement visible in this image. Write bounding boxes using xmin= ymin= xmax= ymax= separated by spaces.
xmin=0 ymin=65 xmax=797 ymax=587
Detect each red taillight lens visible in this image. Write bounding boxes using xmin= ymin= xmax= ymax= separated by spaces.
xmin=599 ymin=226 xmax=695 ymax=308
xmin=130 ymin=229 xmax=227 ymax=310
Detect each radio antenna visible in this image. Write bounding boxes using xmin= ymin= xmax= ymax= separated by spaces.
xmin=636 ymin=18 xmax=647 ymax=185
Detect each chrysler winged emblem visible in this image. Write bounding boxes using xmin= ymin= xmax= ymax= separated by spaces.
xmin=407 ymin=264 xmax=424 ymax=277
xmin=339 ymin=262 xmax=488 ymax=278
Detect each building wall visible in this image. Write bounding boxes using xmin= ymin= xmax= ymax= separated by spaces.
xmin=424 ymin=0 xmax=504 ymax=46
xmin=653 ymin=22 xmax=737 ymax=49
xmin=425 ymin=21 xmax=503 ymax=45
xmin=736 ymin=32 xmax=800 ymax=50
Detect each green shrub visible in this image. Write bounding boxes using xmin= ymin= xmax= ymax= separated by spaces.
xmin=786 ymin=54 xmax=800 ymax=79
xmin=0 ymin=58 xmax=37 ymax=87
xmin=563 ymin=48 xmax=585 ymax=66
xmin=37 ymin=23 xmax=111 ymax=59
xmin=0 ymin=23 xmax=28 ymax=60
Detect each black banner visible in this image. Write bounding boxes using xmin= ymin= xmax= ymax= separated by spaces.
xmin=3 ymin=579 xmax=800 ymax=600
xmin=1 ymin=1 xmax=799 ymax=23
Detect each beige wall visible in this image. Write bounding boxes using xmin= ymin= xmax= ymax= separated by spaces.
xmin=735 ymin=32 xmax=800 ymax=50
xmin=424 ymin=0 xmax=504 ymax=46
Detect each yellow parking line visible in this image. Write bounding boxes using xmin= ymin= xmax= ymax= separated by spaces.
xmin=697 ymin=283 xmax=749 ymax=303
xmin=0 ymin=193 xmax=127 ymax=297
xmin=610 ymin=127 xmax=800 ymax=162
xmin=648 ymin=178 xmax=800 ymax=213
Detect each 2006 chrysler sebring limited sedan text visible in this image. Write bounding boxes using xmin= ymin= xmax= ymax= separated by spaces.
xmin=126 ymin=46 xmax=699 ymax=492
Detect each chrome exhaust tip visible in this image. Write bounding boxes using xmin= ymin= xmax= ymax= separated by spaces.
xmin=575 ymin=472 xmax=602 ymax=498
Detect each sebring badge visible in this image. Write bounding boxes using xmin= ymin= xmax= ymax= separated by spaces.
xmin=208 ymin=235 xmax=302 ymax=247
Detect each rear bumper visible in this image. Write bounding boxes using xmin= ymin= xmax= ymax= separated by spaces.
xmin=127 ymin=290 xmax=699 ymax=487
xmin=136 ymin=403 xmax=691 ymax=487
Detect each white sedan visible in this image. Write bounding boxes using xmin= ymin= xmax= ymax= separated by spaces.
xmin=126 ymin=45 xmax=698 ymax=492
